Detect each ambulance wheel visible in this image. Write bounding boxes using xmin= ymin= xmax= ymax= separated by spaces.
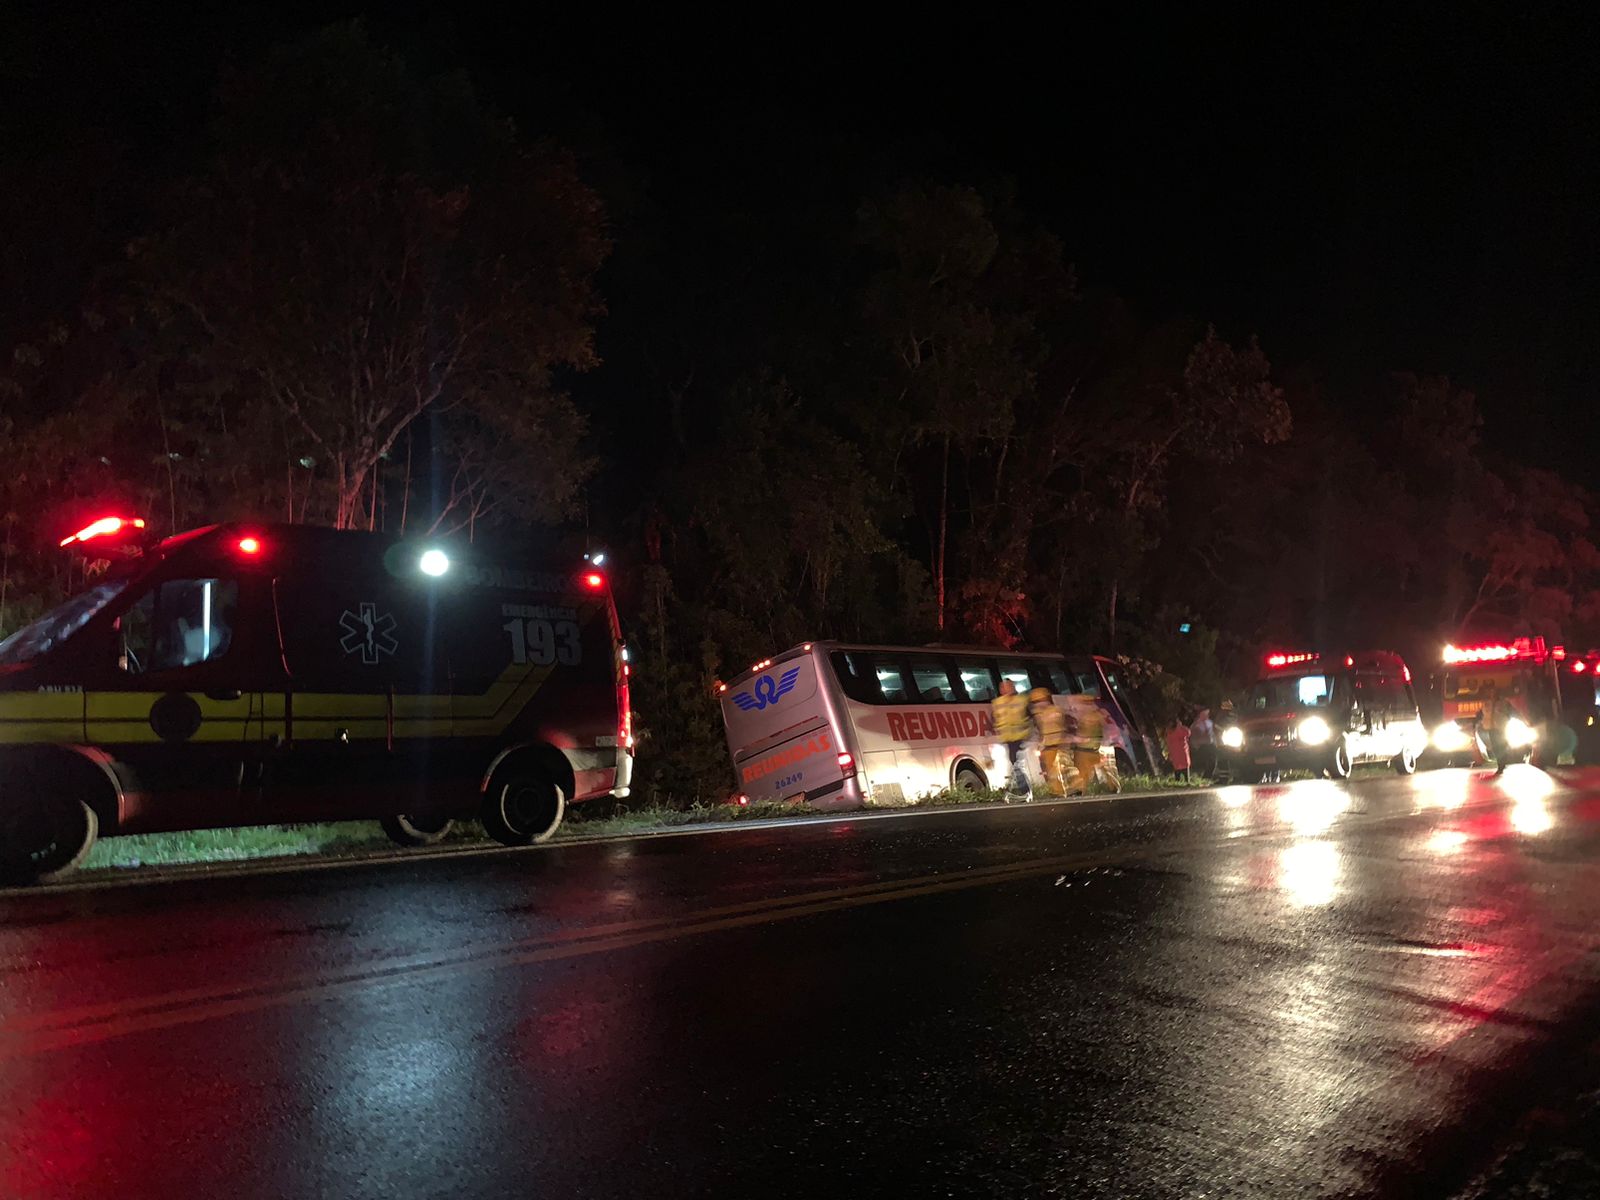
xmin=379 ymin=813 xmax=455 ymax=848
xmin=1392 ymin=746 xmax=1417 ymax=775
xmin=0 ymin=793 xmax=98 ymax=886
xmin=482 ymin=769 xmax=565 ymax=846
xmin=1327 ymin=741 xmax=1353 ymax=780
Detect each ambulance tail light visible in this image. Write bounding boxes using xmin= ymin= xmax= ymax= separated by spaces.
xmin=735 ymin=793 xmax=750 ymax=808
xmin=582 ymin=572 xmax=605 ymax=590
xmin=837 ymin=751 xmax=856 ymax=775
xmin=1574 ymin=661 xmax=1588 ymax=674
xmin=236 ymin=536 xmax=263 ymax=556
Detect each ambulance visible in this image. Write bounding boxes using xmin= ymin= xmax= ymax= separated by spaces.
xmin=0 ymin=517 xmax=633 ymax=883
xmin=1216 ymin=649 xmax=1428 ymax=781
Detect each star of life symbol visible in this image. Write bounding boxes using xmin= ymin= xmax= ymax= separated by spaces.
xmin=338 ymin=602 xmax=398 ymax=664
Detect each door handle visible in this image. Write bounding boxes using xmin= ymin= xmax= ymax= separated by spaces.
xmin=206 ymin=688 xmax=244 ymax=701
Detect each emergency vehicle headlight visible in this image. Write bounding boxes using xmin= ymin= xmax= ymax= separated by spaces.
xmin=1220 ymin=726 xmax=1244 ymax=750
xmin=1432 ymin=722 xmax=1472 ymax=753
xmin=419 ymin=549 xmax=450 ymax=577
xmin=1297 ymin=716 xmax=1332 ymax=746
xmin=1505 ymin=716 xmax=1537 ymax=749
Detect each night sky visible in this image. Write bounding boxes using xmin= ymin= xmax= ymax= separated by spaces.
xmin=8 ymin=5 xmax=1598 ymax=476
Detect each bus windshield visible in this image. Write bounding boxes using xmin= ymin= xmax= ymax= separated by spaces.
xmin=1247 ymin=673 xmax=1336 ymax=711
xmin=0 ymin=581 xmax=126 ymax=665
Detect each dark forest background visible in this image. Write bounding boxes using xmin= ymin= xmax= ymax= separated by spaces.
xmin=5 ymin=13 xmax=1599 ymax=799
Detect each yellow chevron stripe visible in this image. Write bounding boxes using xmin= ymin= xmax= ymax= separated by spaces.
xmin=0 ymin=657 xmax=571 ymax=748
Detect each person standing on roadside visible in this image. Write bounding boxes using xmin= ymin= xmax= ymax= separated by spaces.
xmin=1483 ymin=682 xmax=1515 ymax=778
xmin=992 ymin=680 xmax=1033 ymax=797
xmin=1189 ymin=706 xmax=1215 ymax=779
xmin=1165 ymin=715 xmax=1193 ymax=783
xmin=1029 ymin=688 xmax=1072 ymax=797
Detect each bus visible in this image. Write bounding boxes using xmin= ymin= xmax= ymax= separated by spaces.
xmin=0 ymin=516 xmax=633 ymax=883
xmin=718 ymin=642 xmax=1160 ymax=809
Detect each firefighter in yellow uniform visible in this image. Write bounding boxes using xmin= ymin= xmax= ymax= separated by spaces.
xmin=1029 ymin=687 xmax=1072 ymax=796
xmin=1069 ymin=694 xmax=1121 ymax=795
xmin=992 ymin=680 xmax=1032 ymax=797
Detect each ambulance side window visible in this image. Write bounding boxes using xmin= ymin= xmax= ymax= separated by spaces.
xmin=120 ymin=579 xmax=238 ymax=674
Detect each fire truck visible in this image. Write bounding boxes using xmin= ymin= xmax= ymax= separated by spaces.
xmin=1429 ymin=639 xmax=1559 ymax=767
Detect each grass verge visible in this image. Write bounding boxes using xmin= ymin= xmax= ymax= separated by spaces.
xmin=76 ymin=771 xmax=1225 ymax=875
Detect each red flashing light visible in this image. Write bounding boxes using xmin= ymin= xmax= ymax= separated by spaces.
xmin=1266 ymin=651 xmax=1319 ymax=669
xmin=1554 ymin=646 xmax=1568 ymax=661
xmin=1402 ymin=665 xmax=1412 ymax=683
xmin=1443 ymin=643 xmax=1520 ymax=665
xmin=837 ymin=751 xmax=855 ymax=773
xmin=59 ymin=516 xmax=145 ymax=548
xmin=1574 ymin=661 xmax=1589 ymax=674
xmin=1346 ymin=656 xmax=1355 ymax=667
xmin=582 ymin=572 xmax=605 ymax=590
xmin=735 ymin=794 xmax=750 ymax=808
xmin=236 ymin=536 xmax=262 ymax=556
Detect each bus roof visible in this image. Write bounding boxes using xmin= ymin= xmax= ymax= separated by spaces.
xmin=722 ymin=641 xmax=1096 ymax=688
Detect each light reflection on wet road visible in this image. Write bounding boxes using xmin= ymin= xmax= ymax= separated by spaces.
xmin=2 ymin=766 xmax=1600 ymax=1198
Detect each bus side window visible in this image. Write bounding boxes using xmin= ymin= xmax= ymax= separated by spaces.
xmin=1031 ymin=661 xmax=1078 ymax=695
xmin=830 ymin=652 xmax=883 ymax=705
xmin=908 ymin=656 xmax=956 ymax=703
xmin=999 ymin=663 xmax=1032 ymax=694
xmin=872 ymin=656 xmax=912 ymax=704
xmin=954 ymin=659 xmax=997 ymax=703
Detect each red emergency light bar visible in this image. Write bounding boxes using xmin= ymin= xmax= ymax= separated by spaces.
xmin=1266 ymin=651 xmax=1319 ymax=668
xmin=1442 ymin=637 xmax=1551 ymax=665
xmin=581 ymin=571 xmax=605 ymax=590
xmin=59 ymin=515 xmax=145 ymax=548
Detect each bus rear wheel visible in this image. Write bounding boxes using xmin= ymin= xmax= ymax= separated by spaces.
xmin=0 ymin=792 xmax=98 ymax=886
xmin=379 ymin=813 xmax=455 ymax=848
xmin=482 ymin=770 xmax=565 ymax=847
xmin=953 ymin=765 xmax=988 ymax=794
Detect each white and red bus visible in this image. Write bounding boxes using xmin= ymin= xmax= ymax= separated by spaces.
xmin=718 ymin=642 xmax=1159 ymax=808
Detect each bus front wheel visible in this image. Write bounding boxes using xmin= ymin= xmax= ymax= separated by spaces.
xmin=379 ymin=813 xmax=455 ymax=848
xmin=482 ymin=769 xmax=565 ymax=847
xmin=0 ymin=791 xmax=98 ymax=886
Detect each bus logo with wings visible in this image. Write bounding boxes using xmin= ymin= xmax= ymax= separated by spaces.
xmin=733 ymin=667 xmax=801 ymax=712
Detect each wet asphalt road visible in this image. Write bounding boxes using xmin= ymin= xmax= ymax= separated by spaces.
xmin=3 ymin=768 xmax=1600 ymax=1199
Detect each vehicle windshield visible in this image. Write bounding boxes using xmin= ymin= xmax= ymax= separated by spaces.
xmin=1247 ymin=673 xmax=1336 ymax=711
xmin=1444 ymin=668 xmax=1522 ymax=701
xmin=0 ymin=581 xmax=126 ymax=665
